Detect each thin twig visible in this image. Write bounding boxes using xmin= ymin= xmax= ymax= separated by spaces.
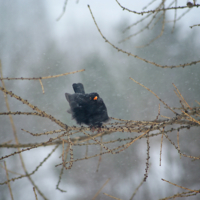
xmin=92 ymin=178 xmax=110 ymax=200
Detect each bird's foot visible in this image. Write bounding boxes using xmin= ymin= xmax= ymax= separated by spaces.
xmin=90 ymin=126 xmax=102 ymax=133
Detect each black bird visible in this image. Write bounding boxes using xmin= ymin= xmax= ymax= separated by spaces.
xmin=65 ymin=83 xmax=109 ymax=127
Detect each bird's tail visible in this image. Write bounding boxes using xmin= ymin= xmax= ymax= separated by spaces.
xmin=72 ymin=83 xmax=85 ymax=94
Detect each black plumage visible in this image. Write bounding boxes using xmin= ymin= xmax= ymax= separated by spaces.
xmin=65 ymin=83 xmax=109 ymax=127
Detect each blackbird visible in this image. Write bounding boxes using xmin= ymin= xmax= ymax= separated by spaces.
xmin=65 ymin=83 xmax=109 ymax=127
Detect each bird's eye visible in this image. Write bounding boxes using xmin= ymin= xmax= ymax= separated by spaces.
xmin=93 ymin=96 xmax=98 ymax=100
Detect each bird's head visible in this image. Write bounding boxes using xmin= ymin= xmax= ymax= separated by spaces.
xmin=89 ymin=93 xmax=99 ymax=100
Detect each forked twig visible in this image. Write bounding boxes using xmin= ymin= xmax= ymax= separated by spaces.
xmin=87 ymin=5 xmax=200 ymax=69
xmin=92 ymin=178 xmax=110 ymax=200
xmin=129 ymin=77 xmax=178 ymax=115
xmin=161 ymin=178 xmax=199 ymax=193
xmin=4 ymin=161 xmax=14 ymax=200
xmin=103 ymin=192 xmax=122 ymax=200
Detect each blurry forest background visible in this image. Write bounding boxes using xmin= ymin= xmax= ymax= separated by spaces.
xmin=0 ymin=0 xmax=200 ymax=200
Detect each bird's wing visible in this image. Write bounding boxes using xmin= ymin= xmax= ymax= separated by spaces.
xmin=66 ymin=94 xmax=89 ymax=108
xmin=65 ymin=93 xmax=71 ymax=102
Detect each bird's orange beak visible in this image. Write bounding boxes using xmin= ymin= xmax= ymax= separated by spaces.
xmin=93 ymin=96 xmax=98 ymax=100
